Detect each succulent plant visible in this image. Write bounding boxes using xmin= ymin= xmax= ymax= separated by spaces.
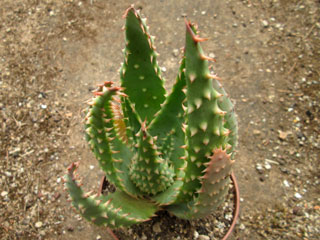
xmin=65 ymin=6 xmax=238 ymax=229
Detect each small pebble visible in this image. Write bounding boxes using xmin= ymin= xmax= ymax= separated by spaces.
xmin=239 ymin=223 xmax=246 ymax=230
xmin=35 ymin=221 xmax=43 ymax=228
xmin=283 ymin=180 xmax=290 ymax=187
xmin=275 ymin=23 xmax=282 ymax=29
xmin=225 ymin=213 xmax=233 ymax=221
xmin=209 ymin=53 xmax=216 ymax=58
xmin=278 ymin=130 xmax=291 ymax=140
xmin=1 ymin=191 xmax=8 ymax=197
xmin=172 ymin=49 xmax=179 ymax=57
xmin=293 ymin=206 xmax=304 ymax=216
xmin=262 ymin=20 xmax=269 ymax=27
xmin=216 ymin=222 xmax=225 ymax=229
xmin=194 ymin=230 xmax=199 ymax=239
xmin=294 ymin=193 xmax=302 ymax=199
xmin=256 ymin=163 xmax=263 ymax=174
xmin=152 ymin=222 xmax=161 ymax=233
xmin=198 ymin=235 xmax=210 ymax=240
xmin=141 ymin=234 xmax=147 ymax=240
xmin=253 ymin=129 xmax=261 ymax=135
xmin=264 ymin=162 xmax=272 ymax=170
xmin=265 ymin=159 xmax=279 ymax=165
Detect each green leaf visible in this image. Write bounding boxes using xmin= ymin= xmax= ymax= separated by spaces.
xmin=85 ymin=87 xmax=126 ymax=191
xmin=211 ymin=80 xmax=238 ymax=157
xmin=121 ymin=7 xmax=166 ymax=123
xmin=149 ymin=58 xmax=186 ymax=138
xmin=85 ymin=86 xmax=143 ymax=197
xmin=130 ymin=124 xmax=175 ymax=195
xmin=148 ymin=58 xmax=187 ymax=175
xmin=166 ymin=150 xmax=231 ymax=219
xmin=65 ymin=163 xmax=158 ymax=228
xmin=121 ymin=97 xmax=142 ymax=145
xmin=174 ymin=22 xmax=230 ymax=203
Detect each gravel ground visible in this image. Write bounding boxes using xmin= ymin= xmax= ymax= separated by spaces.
xmin=0 ymin=0 xmax=319 ymax=239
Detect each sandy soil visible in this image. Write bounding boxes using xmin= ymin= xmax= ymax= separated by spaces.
xmin=1 ymin=0 xmax=319 ymax=239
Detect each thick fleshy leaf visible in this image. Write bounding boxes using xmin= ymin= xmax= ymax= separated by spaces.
xmin=167 ymin=149 xmax=233 ymax=219
xmin=65 ymin=162 xmax=158 ymax=228
xmin=85 ymin=85 xmax=141 ymax=196
xmin=174 ymin=22 xmax=229 ymax=203
xmin=84 ymin=85 xmax=126 ymax=191
xmin=149 ymin=58 xmax=186 ymax=138
xmin=121 ymin=97 xmax=142 ymax=145
xmin=121 ymin=7 xmax=166 ymax=123
xmin=130 ymin=122 xmax=175 ymax=195
xmin=211 ymin=80 xmax=238 ymax=157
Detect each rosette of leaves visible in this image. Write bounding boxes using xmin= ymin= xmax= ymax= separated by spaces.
xmin=65 ymin=6 xmax=238 ymax=229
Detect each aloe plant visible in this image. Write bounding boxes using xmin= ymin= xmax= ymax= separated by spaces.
xmin=65 ymin=6 xmax=238 ymax=228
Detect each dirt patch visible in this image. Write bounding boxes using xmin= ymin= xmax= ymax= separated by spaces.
xmin=1 ymin=0 xmax=319 ymax=240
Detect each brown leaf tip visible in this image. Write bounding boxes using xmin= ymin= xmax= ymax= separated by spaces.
xmin=122 ymin=5 xmax=136 ymax=18
xmin=67 ymin=162 xmax=79 ymax=173
xmin=185 ymin=19 xmax=209 ymax=43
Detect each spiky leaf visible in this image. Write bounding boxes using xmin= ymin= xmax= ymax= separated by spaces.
xmin=65 ymin=163 xmax=158 ymax=228
xmin=121 ymin=7 xmax=166 ymax=123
